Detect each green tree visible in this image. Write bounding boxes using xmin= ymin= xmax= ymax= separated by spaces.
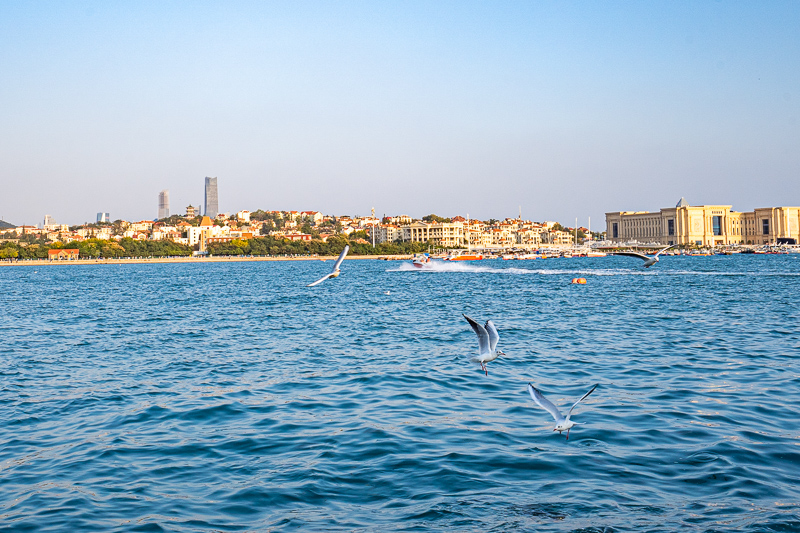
xmin=422 ymin=214 xmax=451 ymax=223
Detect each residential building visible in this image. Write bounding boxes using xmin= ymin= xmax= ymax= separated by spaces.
xmin=373 ymin=224 xmax=402 ymax=244
xmin=389 ymin=215 xmax=413 ymax=225
xmin=187 ymin=216 xmax=227 ymax=251
xmin=300 ymin=211 xmax=324 ymax=225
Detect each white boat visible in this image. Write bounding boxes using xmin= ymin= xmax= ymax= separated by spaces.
xmin=412 ymin=253 xmax=433 ymax=268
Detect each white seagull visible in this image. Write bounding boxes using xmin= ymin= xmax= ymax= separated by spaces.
xmin=307 ymin=245 xmax=350 ymax=287
xmin=463 ymin=314 xmax=505 ymax=376
xmin=527 ymin=383 xmax=598 ymax=440
xmin=611 ymin=244 xmax=677 ymax=268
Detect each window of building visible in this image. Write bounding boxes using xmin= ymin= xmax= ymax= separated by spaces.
xmin=668 ymin=219 xmax=674 ymax=236
xmin=712 ymin=216 xmax=722 ymax=236
xmin=762 ymin=219 xmax=770 ymax=235
xmin=613 ymin=223 xmax=618 ymax=239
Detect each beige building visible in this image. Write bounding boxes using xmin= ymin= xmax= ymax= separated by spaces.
xmin=373 ymin=224 xmax=402 ymax=244
xmin=403 ymin=221 xmax=465 ymax=247
xmin=606 ymin=198 xmax=800 ymax=246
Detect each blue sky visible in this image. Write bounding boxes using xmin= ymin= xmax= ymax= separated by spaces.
xmin=1 ymin=1 xmax=798 ymax=227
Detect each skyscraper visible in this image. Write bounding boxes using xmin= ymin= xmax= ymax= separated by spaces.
xmin=158 ymin=190 xmax=170 ymax=219
xmin=204 ymin=177 xmax=218 ymax=218
xmin=97 ymin=212 xmax=110 ymax=223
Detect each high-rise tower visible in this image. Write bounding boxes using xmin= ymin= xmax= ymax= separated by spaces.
xmin=204 ymin=177 xmax=218 ymax=218
xmin=158 ymin=190 xmax=170 ymax=219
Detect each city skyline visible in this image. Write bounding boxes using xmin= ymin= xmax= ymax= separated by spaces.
xmin=1 ymin=2 xmax=798 ymax=226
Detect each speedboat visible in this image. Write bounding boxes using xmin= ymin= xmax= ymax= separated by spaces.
xmin=412 ymin=253 xmax=433 ymax=268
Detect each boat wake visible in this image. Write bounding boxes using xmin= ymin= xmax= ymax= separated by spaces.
xmin=387 ymin=263 xmax=800 ymax=277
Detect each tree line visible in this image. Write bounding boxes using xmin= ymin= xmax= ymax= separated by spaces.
xmin=0 ymin=235 xmax=433 ymax=260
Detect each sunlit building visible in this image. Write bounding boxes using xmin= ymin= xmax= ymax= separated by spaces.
xmin=606 ymin=198 xmax=800 ymax=246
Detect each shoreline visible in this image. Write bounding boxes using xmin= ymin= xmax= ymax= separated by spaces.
xmin=0 ymin=255 xmax=413 ymax=266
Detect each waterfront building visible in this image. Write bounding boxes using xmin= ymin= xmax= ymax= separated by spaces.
xmin=47 ymin=249 xmax=79 ymax=260
xmin=158 ymin=190 xmax=170 ymax=219
xmin=606 ymin=198 xmax=800 ymax=246
xmin=204 ymin=177 xmax=218 ymax=218
xmin=97 ymin=212 xmax=110 ymax=223
xmin=403 ymin=221 xmax=465 ymax=247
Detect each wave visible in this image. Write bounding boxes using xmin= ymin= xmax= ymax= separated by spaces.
xmin=387 ymin=261 xmax=800 ymax=277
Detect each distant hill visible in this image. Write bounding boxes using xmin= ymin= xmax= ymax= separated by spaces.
xmin=0 ymin=220 xmax=16 ymax=230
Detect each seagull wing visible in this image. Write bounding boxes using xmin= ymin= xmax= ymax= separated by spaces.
xmin=654 ymin=244 xmax=677 ymax=258
xmin=307 ymin=273 xmax=332 ymax=287
xmin=528 ymin=383 xmax=564 ymax=423
xmin=566 ymin=383 xmax=598 ymax=419
xmin=485 ymin=320 xmax=500 ymax=352
xmin=463 ymin=314 xmax=490 ymax=354
xmin=611 ymin=251 xmax=649 ymax=262
xmin=331 ymin=245 xmax=350 ymax=273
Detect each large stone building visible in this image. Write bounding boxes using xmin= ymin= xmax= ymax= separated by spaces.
xmin=606 ymin=198 xmax=800 ymax=246
xmin=405 ymin=221 xmax=465 ymax=247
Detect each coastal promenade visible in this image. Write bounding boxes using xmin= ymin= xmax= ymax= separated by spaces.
xmin=0 ymin=255 xmax=412 ymax=266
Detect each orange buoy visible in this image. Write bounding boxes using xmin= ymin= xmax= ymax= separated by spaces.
xmin=571 ymin=277 xmax=587 ymax=284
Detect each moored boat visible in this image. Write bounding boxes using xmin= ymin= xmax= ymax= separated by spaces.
xmin=444 ymin=251 xmax=484 ymax=261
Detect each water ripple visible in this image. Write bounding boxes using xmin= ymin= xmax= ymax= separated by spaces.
xmin=2 ymin=256 xmax=800 ymax=531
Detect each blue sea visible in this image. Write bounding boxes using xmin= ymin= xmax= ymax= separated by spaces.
xmin=2 ymin=255 xmax=800 ymax=532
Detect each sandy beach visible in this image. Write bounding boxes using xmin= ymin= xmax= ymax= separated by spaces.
xmin=0 ymin=255 xmax=413 ymax=266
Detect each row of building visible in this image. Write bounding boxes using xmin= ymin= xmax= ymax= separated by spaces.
xmin=605 ymin=198 xmax=800 ymax=246
xmin=3 ymin=208 xmax=584 ymax=252
xmin=7 ymin=199 xmax=799 ymax=251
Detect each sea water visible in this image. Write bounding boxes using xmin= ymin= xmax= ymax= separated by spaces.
xmin=1 ymin=255 xmax=799 ymax=531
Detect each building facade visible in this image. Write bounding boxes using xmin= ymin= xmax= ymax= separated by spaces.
xmin=158 ymin=190 xmax=170 ymax=219
xmin=404 ymin=221 xmax=465 ymax=247
xmin=204 ymin=177 xmax=218 ymax=219
xmin=606 ymin=199 xmax=800 ymax=246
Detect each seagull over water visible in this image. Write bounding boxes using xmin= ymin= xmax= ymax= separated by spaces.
xmin=611 ymin=244 xmax=677 ymax=268
xmin=307 ymin=245 xmax=349 ymax=287
xmin=463 ymin=314 xmax=505 ymax=376
xmin=527 ymin=383 xmax=598 ymax=440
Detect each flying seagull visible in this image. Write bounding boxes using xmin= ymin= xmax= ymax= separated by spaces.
xmin=527 ymin=383 xmax=598 ymax=440
xmin=463 ymin=314 xmax=505 ymax=376
xmin=307 ymin=245 xmax=350 ymax=287
xmin=611 ymin=244 xmax=677 ymax=267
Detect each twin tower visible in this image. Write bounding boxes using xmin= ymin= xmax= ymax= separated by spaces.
xmin=157 ymin=177 xmax=218 ymax=220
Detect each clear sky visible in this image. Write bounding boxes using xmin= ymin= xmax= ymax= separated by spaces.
xmin=1 ymin=1 xmax=798 ymax=227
